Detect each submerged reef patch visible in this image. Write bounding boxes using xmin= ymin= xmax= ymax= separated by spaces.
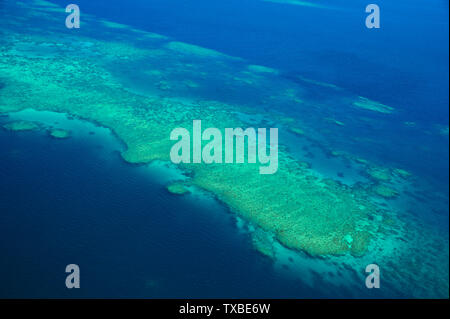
xmin=3 ymin=120 xmax=39 ymax=132
xmin=352 ymin=97 xmax=394 ymax=114
xmin=393 ymin=168 xmax=412 ymax=179
xmin=373 ymin=184 xmax=399 ymax=199
xmin=165 ymin=42 xmax=231 ymax=59
xmin=167 ymin=182 xmax=191 ymax=195
xmin=289 ymin=127 xmax=305 ymax=136
xmin=48 ymin=128 xmax=70 ymax=139
xmin=251 ymin=228 xmax=276 ymax=259
xmin=366 ymin=167 xmax=392 ymax=182
xmin=436 ymin=125 xmax=449 ymax=137
xmin=248 ymin=65 xmax=279 ymax=75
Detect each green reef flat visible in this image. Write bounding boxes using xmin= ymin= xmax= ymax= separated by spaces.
xmin=1 ymin=0 xmax=448 ymax=298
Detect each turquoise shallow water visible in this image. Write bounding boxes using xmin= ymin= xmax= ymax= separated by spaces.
xmin=0 ymin=0 xmax=448 ymax=298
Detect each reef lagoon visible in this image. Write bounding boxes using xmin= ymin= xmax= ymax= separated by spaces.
xmin=0 ymin=0 xmax=448 ymax=298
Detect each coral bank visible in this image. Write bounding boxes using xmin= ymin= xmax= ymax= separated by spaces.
xmin=3 ymin=120 xmax=39 ymax=132
xmin=0 ymin=0 xmax=448 ymax=298
xmin=48 ymin=128 xmax=70 ymax=139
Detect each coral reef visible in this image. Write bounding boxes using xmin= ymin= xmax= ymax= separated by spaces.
xmin=288 ymin=127 xmax=305 ymax=136
xmin=167 ymin=183 xmax=190 ymax=195
xmin=3 ymin=120 xmax=39 ymax=131
xmin=251 ymin=228 xmax=276 ymax=259
xmin=165 ymin=42 xmax=230 ymax=59
xmin=366 ymin=167 xmax=392 ymax=182
xmin=393 ymin=168 xmax=412 ymax=179
xmin=248 ymin=64 xmax=279 ymax=75
xmin=352 ymin=97 xmax=394 ymax=114
xmin=48 ymin=128 xmax=70 ymax=139
xmin=373 ymin=184 xmax=399 ymax=199
xmin=0 ymin=17 xmax=378 ymax=256
xmin=0 ymin=0 xmax=447 ymax=298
